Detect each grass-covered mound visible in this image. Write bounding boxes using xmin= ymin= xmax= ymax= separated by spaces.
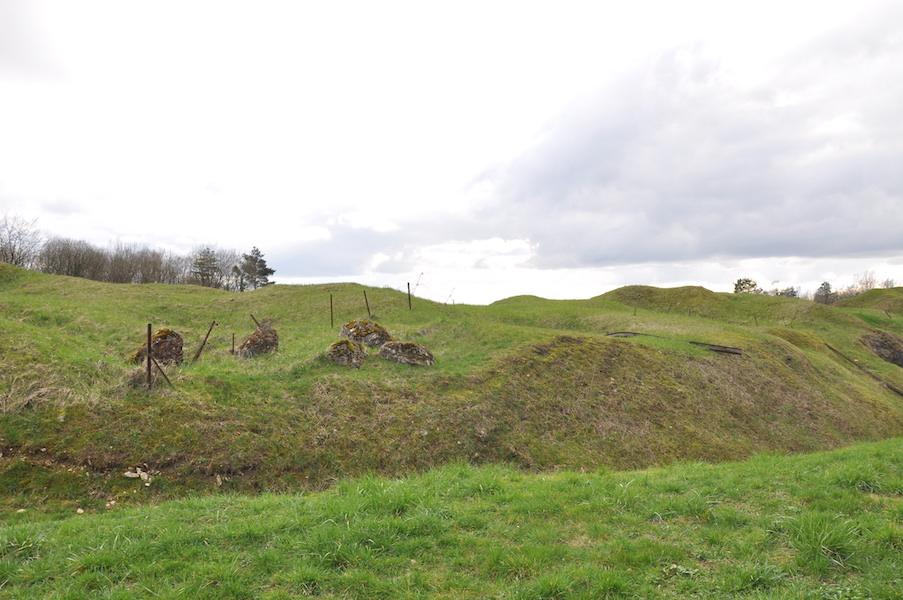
xmin=1 ymin=263 xmax=903 ymax=507
xmin=837 ymin=287 xmax=903 ymax=313
xmin=1 ymin=439 xmax=900 ymax=598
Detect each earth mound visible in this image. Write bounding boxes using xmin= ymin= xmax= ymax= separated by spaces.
xmin=862 ymin=331 xmax=903 ymax=367
xmin=238 ymin=325 xmax=279 ymax=357
xmin=325 ymin=340 xmax=367 ymax=368
xmin=341 ymin=320 xmax=392 ymax=347
xmin=378 ymin=341 xmax=435 ymax=366
xmin=129 ymin=328 xmax=184 ymax=365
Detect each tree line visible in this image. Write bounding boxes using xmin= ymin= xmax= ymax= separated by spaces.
xmin=0 ymin=214 xmax=274 ymax=291
xmin=733 ymin=270 xmax=895 ymax=303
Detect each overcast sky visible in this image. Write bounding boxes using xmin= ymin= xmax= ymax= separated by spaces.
xmin=2 ymin=0 xmax=901 ymax=303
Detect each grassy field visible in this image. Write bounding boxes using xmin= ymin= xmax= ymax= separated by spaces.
xmin=0 ymin=438 xmax=900 ymax=598
xmin=2 ymin=264 xmax=903 ymax=513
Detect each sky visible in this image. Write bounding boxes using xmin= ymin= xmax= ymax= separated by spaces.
xmin=1 ymin=0 xmax=902 ymax=303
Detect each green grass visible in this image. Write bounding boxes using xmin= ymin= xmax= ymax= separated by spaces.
xmin=0 ymin=438 xmax=900 ymax=598
xmin=2 ymin=264 xmax=903 ymax=512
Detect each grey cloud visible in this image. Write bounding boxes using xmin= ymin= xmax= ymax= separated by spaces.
xmin=469 ymin=9 xmax=903 ymax=268
xmin=269 ymin=227 xmax=401 ymax=277
xmin=243 ymin=5 xmax=903 ymax=279
xmin=41 ymin=199 xmax=82 ymax=216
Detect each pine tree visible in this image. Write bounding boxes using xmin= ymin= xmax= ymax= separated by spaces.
xmin=733 ymin=278 xmax=761 ymax=294
xmin=814 ymin=281 xmax=835 ymax=304
xmin=240 ymin=247 xmax=275 ymax=290
xmin=190 ymin=246 xmax=221 ymax=287
xmin=231 ymin=265 xmax=246 ymax=292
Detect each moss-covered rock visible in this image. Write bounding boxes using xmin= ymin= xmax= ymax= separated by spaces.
xmin=341 ymin=320 xmax=392 ymax=347
xmin=378 ymin=341 xmax=435 ymax=366
xmin=237 ymin=325 xmax=278 ymax=358
xmin=325 ymin=340 xmax=367 ymax=368
xmin=128 ymin=328 xmax=183 ymax=365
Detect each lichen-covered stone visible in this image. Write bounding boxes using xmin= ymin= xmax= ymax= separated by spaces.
xmin=237 ymin=325 xmax=279 ymax=358
xmin=341 ymin=320 xmax=392 ymax=347
xmin=129 ymin=328 xmax=184 ymax=365
xmin=325 ymin=340 xmax=367 ymax=368
xmin=378 ymin=341 xmax=435 ymax=366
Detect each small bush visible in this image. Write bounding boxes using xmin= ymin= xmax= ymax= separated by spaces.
xmin=833 ymin=467 xmax=883 ymax=493
xmin=723 ymin=562 xmax=786 ymax=592
xmin=788 ymin=513 xmax=859 ymax=573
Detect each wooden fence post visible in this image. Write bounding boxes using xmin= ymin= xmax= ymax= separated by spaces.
xmin=330 ymin=293 xmax=334 ymax=328
xmin=191 ymin=320 xmax=217 ymax=364
xmin=407 ymin=282 xmax=412 ymax=310
xmin=363 ymin=290 xmax=371 ymax=318
xmin=146 ymin=323 xmax=152 ymax=391
xmin=152 ymin=357 xmax=174 ymax=388
xmin=231 ymin=333 xmax=235 ymax=355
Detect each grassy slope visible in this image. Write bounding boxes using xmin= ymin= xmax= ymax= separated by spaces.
xmin=1 ymin=264 xmax=903 ymax=512
xmin=1 ymin=439 xmax=900 ymax=599
xmin=837 ymin=287 xmax=903 ymax=313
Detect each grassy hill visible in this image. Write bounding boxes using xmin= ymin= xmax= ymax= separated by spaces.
xmin=2 ymin=264 xmax=903 ymax=513
xmin=837 ymin=287 xmax=903 ymax=314
xmin=1 ymin=439 xmax=900 ymax=598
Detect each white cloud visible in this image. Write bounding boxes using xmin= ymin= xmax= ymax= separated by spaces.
xmin=2 ymin=0 xmax=902 ymax=302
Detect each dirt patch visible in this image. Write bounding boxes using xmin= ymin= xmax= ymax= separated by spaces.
xmin=533 ymin=335 xmax=585 ymax=355
xmin=129 ymin=328 xmax=184 ymax=365
xmin=861 ymin=331 xmax=903 ymax=367
xmin=325 ymin=340 xmax=367 ymax=368
xmin=341 ymin=320 xmax=392 ymax=347
xmin=237 ymin=325 xmax=279 ymax=358
xmin=379 ymin=341 xmax=435 ymax=366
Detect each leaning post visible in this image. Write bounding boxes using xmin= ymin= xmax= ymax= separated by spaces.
xmin=146 ymin=323 xmax=153 ymax=391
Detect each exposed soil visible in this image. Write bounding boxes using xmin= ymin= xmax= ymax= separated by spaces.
xmin=861 ymin=331 xmax=903 ymax=367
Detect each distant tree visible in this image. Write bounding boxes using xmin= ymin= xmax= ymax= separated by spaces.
xmin=159 ymin=252 xmax=191 ymax=285
xmin=855 ymin=270 xmax=877 ymax=292
xmin=733 ymin=278 xmax=762 ymax=294
xmin=38 ymin=237 xmax=108 ymax=279
xmin=240 ymin=247 xmax=275 ymax=290
xmin=0 ymin=214 xmax=41 ymax=267
xmin=814 ymin=281 xmax=836 ymax=304
xmin=773 ymin=287 xmax=799 ymax=298
xmin=230 ymin=265 xmax=246 ymax=292
xmin=882 ymin=278 xmax=896 ymax=289
xmin=108 ymin=243 xmax=140 ymax=283
xmin=190 ymin=246 xmax=221 ymax=287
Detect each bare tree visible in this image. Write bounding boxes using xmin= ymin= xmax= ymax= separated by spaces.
xmin=0 ymin=214 xmax=42 ymax=267
xmin=160 ymin=252 xmax=191 ymax=284
xmin=216 ymin=248 xmax=241 ymax=290
xmin=38 ymin=238 xmax=108 ymax=279
xmin=108 ymin=243 xmax=141 ymax=283
xmin=881 ymin=278 xmax=896 ymax=289
xmin=855 ymin=270 xmax=877 ymax=292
